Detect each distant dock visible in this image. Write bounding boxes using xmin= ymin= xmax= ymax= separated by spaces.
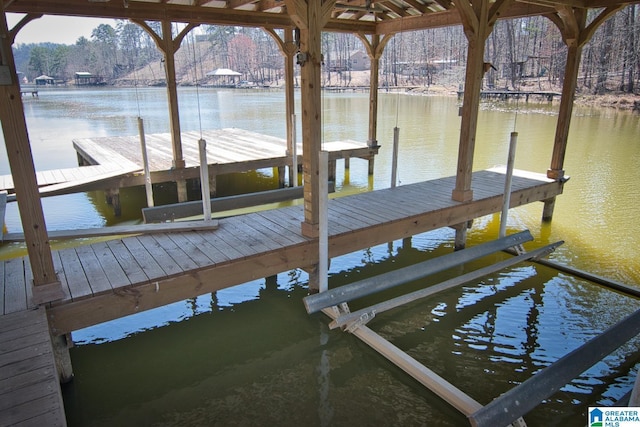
xmin=457 ymin=90 xmax=561 ymax=102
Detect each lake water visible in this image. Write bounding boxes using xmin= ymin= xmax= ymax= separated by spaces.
xmin=2 ymin=88 xmax=639 ymax=426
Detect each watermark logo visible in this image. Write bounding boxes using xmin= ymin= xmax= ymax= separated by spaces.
xmin=589 ymin=407 xmax=640 ymax=427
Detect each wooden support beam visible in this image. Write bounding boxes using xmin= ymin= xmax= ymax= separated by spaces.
xmin=0 ymin=10 xmax=63 ymax=304
xmin=546 ymin=6 xmax=622 ymax=182
xmin=356 ymin=32 xmax=392 ymax=176
xmin=3 ymin=220 xmax=219 ymax=242
xmin=452 ymin=0 xmax=515 ymax=203
xmin=142 ymin=184 xmax=335 ymax=223
xmin=322 ymin=307 xmax=484 ymax=416
xmin=286 ymin=0 xmax=336 ymax=238
xmin=264 ymin=27 xmax=298 ymax=186
xmin=135 ymin=20 xmax=198 ymax=203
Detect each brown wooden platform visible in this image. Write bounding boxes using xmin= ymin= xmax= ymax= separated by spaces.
xmin=0 ymin=308 xmax=66 ymax=426
xmin=73 ymin=127 xmax=377 ymax=189
xmin=0 ymin=128 xmax=376 ymax=201
xmin=0 ymin=169 xmax=564 ymax=336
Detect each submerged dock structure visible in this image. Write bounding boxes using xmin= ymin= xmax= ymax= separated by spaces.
xmin=1 ymin=0 xmax=640 ymax=424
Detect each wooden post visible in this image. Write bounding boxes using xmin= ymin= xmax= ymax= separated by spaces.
xmin=391 ymin=126 xmax=400 ymax=188
xmin=0 ymin=11 xmax=63 ymax=304
xmin=318 ymin=151 xmax=329 ymax=293
xmin=499 ymin=132 xmax=518 ymax=238
xmin=138 ymin=117 xmax=154 ymax=208
xmin=51 ymin=333 xmax=73 ymax=383
xmin=284 ymin=29 xmax=297 ymax=187
xmin=106 ymin=188 xmax=122 ymax=216
xmin=451 ymin=0 xmax=514 ymax=248
xmin=286 ymin=0 xmax=336 ymax=238
xmin=357 ymin=33 xmax=393 ymax=175
xmin=292 ymin=114 xmax=299 ymax=186
xmin=198 ymin=139 xmax=212 ymax=222
xmin=161 ymin=21 xmax=187 ymax=202
xmin=544 ymin=6 xmax=623 ymax=220
xmin=264 ymin=28 xmax=298 ymax=187
xmin=133 ymin=20 xmax=198 ymax=203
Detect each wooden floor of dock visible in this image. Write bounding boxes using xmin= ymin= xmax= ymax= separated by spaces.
xmin=0 ymin=308 xmax=66 ymax=426
xmin=1 ymin=169 xmax=564 ymax=336
xmin=0 ymin=128 xmax=376 ymax=199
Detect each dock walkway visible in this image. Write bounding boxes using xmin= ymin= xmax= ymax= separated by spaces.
xmin=0 ymin=168 xmax=564 ymax=336
xmin=0 ymin=128 xmax=376 ymax=200
xmin=74 ymin=127 xmax=377 ymax=189
xmin=0 ymin=308 xmax=66 ymax=426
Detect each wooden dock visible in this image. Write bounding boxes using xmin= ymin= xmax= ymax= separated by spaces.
xmin=457 ymin=90 xmax=562 ymax=102
xmin=0 ymin=168 xmax=564 ymax=336
xmin=0 ymin=128 xmax=376 ymax=201
xmin=0 ymin=308 xmax=66 ymax=426
xmin=73 ymin=127 xmax=377 ymax=190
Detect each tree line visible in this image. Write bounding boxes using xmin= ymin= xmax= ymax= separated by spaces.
xmin=13 ymin=4 xmax=639 ymax=94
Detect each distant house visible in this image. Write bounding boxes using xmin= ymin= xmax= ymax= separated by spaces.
xmin=35 ymin=75 xmax=55 ymax=85
xmin=326 ymin=51 xmax=371 ymax=72
xmin=349 ymin=51 xmax=370 ymax=71
xmin=75 ymin=72 xmax=105 ymax=86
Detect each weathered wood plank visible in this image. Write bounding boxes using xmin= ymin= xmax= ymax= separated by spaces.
xmin=149 ymin=233 xmax=200 ymax=271
xmin=50 ymin=251 xmax=72 ymax=305
xmin=89 ymin=241 xmax=131 ymax=289
xmin=135 ymin=234 xmax=184 ymax=276
xmin=4 ymin=257 xmax=27 ymax=314
xmin=121 ymin=237 xmax=167 ymax=280
xmin=74 ymin=244 xmax=113 ymax=295
xmin=0 ymin=259 xmax=4 ymax=313
xmin=58 ymin=248 xmax=92 ymax=301
xmin=4 ymin=220 xmax=219 ymax=243
xmin=163 ymin=232 xmax=217 ymax=268
xmin=105 ymin=239 xmax=148 ymax=285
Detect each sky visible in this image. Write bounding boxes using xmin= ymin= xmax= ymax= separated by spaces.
xmin=6 ymin=14 xmax=118 ymax=45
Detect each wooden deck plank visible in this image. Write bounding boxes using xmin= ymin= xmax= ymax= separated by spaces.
xmin=89 ymin=241 xmax=131 ymax=289
xmin=211 ymin=222 xmax=265 ymax=258
xmin=4 ymin=258 xmax=27 ymax=314
xmin=149 ymin=233 xmax=200 ymax=271
xmin=236 ymin=214 xmax=299 ymax=247
xmin=136 ymin=234 xmax=185 ymax=276
xmin=58 ymin=248 xmax=92 ymax=301
xmin=51 ymin=251 xmax=72 ymax=306
xmin=0 ymin=259 xmax=4 ymax=313
xmin=328 ymin=203 xmax=379 ymax=228
xmin=251 ymin=211 xmax=306 ymax=245
xmin=74 ymin=245 xmax=113 ymax=295
xmin=334 ymin=195 xmax=404 ymax=223
xmin=220 ymin=219 xmax=275 ymax=254
xmin=105 ymin=239 xmax=149 ymax=285
xmin=164 ymin=232 xmax=218 ymax=268
xmin=0 ymin=308 xmax=65 ymax=427
xmin=181 ymin=230 xmax=234 ymax=264
xmin=121 ymin=237 xmax=167 ymax=280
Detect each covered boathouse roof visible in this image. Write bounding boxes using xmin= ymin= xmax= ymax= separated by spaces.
xmin=4 ymin=0 xmax=636 ymax=34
